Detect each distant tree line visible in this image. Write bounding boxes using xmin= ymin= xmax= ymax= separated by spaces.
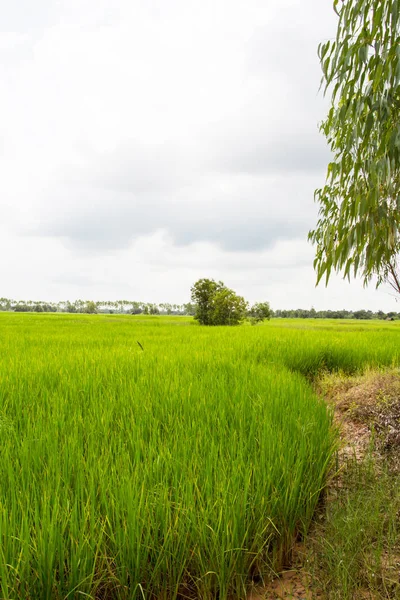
xmin=0 ymin=298 xmax=196 ymax=316
xmin=0 ymin=297 xmax=398 ymax=321
xmin=273 ymin=308 xmax=400 ymax=321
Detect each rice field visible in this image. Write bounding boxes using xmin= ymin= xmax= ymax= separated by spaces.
xmin=0 ymin=313 xmax=399 ymax=599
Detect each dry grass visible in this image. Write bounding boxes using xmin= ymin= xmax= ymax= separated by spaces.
xmin=317 ymin=368 xmax=400 ymax=464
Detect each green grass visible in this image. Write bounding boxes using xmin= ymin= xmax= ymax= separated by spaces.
xmin=307 ymin=453 xmax=400 ymax=599
xmin=0 ymin=313 xmax=399 ymax=599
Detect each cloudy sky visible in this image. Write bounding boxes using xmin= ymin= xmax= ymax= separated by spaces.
xmin=1 ymin=0 xmax=397 ymax=310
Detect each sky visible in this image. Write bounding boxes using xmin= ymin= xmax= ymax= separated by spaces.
xmin=1 ymin=0 xmax=398 ymax=310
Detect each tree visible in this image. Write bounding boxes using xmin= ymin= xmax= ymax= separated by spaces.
xmin=247 ymin=302 xmax=272 ymax=324
xmin=84 ymin=301 xmax=97 ymax=314
xmin=0 ymin=298 xmax=12 ymax=311
xmin=309 ymin=0 xmax=400 ymax=295
xmin=130 ymin=301 xmax=142 ymax=315
xmin=353 ymin=309 xmax=373 ymax=320
xmin=149 ymin=304 xmax=160 ymax=315
xmin=190 ymin=279 xmax=248 ymax=325
xmin=14 ymin=304 xmax=29 ymax=312
xmin=191 ymin=279 xmax=225 ymax=325
xmin=65 ymin=301 xmax=77 ymax=313
xmin=212 ymin=287 xmax=248 ymax=325
xmin=183 ymin=302 xmax=196 ymax=316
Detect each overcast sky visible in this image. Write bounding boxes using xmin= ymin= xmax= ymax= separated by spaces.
xmin=1 ymin=0 xmax=398 ymax=310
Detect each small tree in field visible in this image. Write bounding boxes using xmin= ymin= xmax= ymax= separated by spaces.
xmin=212 ymin=287 xmax=248 ymax=326
xmin=248 ymin=302 xmax=271 ymax=324
xmin=190 ymin=279 xmax=224 ymax=325
xmin=190 ymin=279 xmax=248 ymax=326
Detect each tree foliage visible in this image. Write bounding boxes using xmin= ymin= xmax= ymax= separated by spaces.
xmin=309 ymin=0 xmax=400 ymax=294
xmin=248 ymin=302 xmax=272 ymax=324
xmin=84 ymin=301 xmax=97 ymax=314
xmin=190 ymin=279 xmax=248 ymax=325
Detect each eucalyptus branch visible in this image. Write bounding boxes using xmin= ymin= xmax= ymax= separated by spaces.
xmin=311 ymin=0 xmax=400 ymax=296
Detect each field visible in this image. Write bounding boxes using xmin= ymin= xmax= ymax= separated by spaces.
xmin=0 ymin=314 xmax=399 ymax=599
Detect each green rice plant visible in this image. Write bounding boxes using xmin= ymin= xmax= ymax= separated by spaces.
xmin=0 ymin=313 xmax=398 ymax=598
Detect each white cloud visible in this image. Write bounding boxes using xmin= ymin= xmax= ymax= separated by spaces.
xmin=0 ymin=0 xmax=397 ymax=310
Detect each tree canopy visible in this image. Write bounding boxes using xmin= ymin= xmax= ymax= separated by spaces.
xmin=190 ymin=279 xmax=273 ymax=326
xmin=191 ymin=279 xmax=248 ymax=326
xmin=247 ymin=302 xmax=272 ymax=324
xmin=309 ymin=0 xmax=400 ymax=295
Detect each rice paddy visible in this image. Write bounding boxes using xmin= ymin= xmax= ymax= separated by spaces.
xmin=0 ymin=313 xmax=399 ymax=599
